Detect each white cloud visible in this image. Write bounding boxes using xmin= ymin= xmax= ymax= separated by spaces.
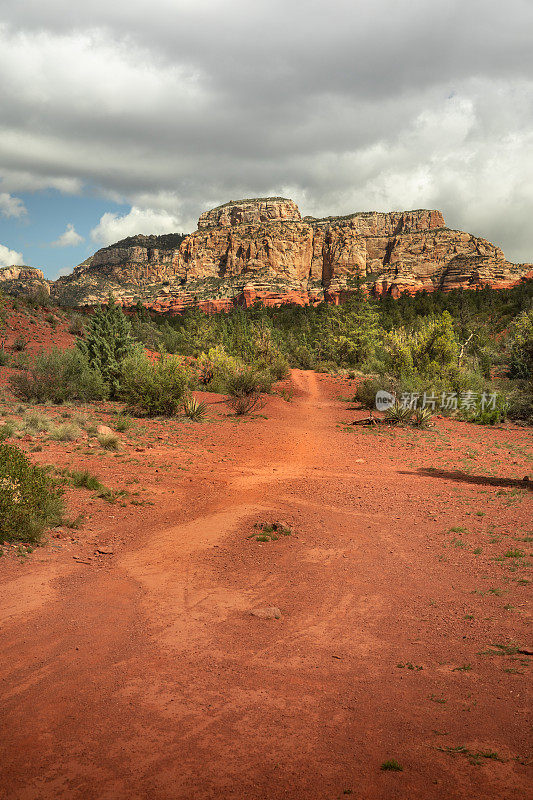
xmin=51 ymin=222 xmax=84 ymax=247
xmin=0 ymin=192 xmax=27 ymax=218
xmin=0 ymin=2 xmax=532 ymax=262
xmin=0 ymin=243 xmax=24 ymax=267
xmin=90 ymin=206 xmax=182 ymax=246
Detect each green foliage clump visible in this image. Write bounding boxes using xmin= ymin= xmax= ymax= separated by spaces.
xmin=97 ymin=431 xmax=120 ymax=450
xmin=77 ymin=298 xmax=139 ymax=396
xmin=226 ymin=366 xmax=271 ymax=415
xmin=0 ymin=347 xmax=11 ymax=366
xmin=383 ymin=312 xmax=458 ymax=380
xmin=458 ymin=395 xmax=509 ymax=425
xmin=196 ymin=346 xmax=243 ymax=393
xmin=507 ymin=309 xmax=533 ymax=379
xmin=50 ymin=423 xmax=83 ymax=442
xmin=10 ymin=348 xmax=108 ymax=404
xmin=120 ymin=353 xmax=190 ymax=416
xmin=380 ymin=760 xmax=403 ymax=772
xmin=0 ymin=420 xmax=17 ymax=441
xmin=67 ymin=313 xmax=86 ymax=336
xmin=0 ymin=443 xmax=64 ymax=542
xmin=12 ymin=335 xmax=28 ymax=352
xmin=182 ymin=396 xmax=208 ymax=421
xmin=120 ymin=281 xmax=533 ymax=425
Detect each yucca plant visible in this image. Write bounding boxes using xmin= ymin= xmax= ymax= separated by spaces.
xmin=182 ymin=396 xmax=208 ymax=422
xmin=384 ymin=403 xmax=413 ymax=425
xmin=412 ymin=407 xmax=434 ymax=428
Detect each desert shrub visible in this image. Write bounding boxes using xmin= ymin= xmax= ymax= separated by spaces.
xmin=353 ymin=375 xmax=415 ymax=409
xmin=0 ymin=348 xmax=11 ymax=366
xmin=50 ymin=423 xmax=83 ymax=441
xmin=11 ymin=351 xmax=29 ymax=370
xmin=458 ymin=402 xmax=509 ymax=426
xmin=120 ymin=353 xmax=190 ymax=416
xmin=67 ymin=313 xmax=86 ymax=336
xmin=255 ymin=352 xmax=290 ymax=382
xmin=10 ymin=348 xmax=108 ymax=404
xmin=77 ymin=298 xmax=139 ymax=396
xmin=97 ymin=431 xmax=120 ymax=450
xmin=114 ymin=414 xmax=133 ymax=432
xmin=383 ymin=312 xmax=459 ymax=381
xmin=65 ymin=469 xmax=103 ymax=491
xmin=12 ymin=335 xmax=28 ymax=351
xmin=384 ymin=403 xmax=413 ymax=425
xmin=293 ymin=344 xmax=316 ymax=369
xmin=353 ymin=376 xmax=384 ymax=409
xmin=22 ymin=411 xmax=53 ymax=433
xmin=196 ymin=346 xmax=243 ymax=393
xmin=226 ymin=367 xmax=271 ymax=415
xmin=27 ymin=287 xmax=51 ymax=308
xmin=507 ymin=309 xmax=533 ymax=379
xmin=315 ymin=360 xmax=338 ymax=374
xmin=0 ymin=443 xmax=64 ymax=542
xmin=182 ymin=396 xmax=208 ymax=421
xmin=507 ymin=385 xmax=533 ymax=424
xmin=412 ymin=407 xmax=434 ymax=428
xmin=0 ymin=420 xmax=17 ymax=441
xmin=0 ymin=290 xmax=5 ymax=329
xmin=130 ymin=315 xmax=161 ymax=350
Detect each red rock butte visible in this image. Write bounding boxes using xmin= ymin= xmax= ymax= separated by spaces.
xmin=1 ymin=197 xmax=532 ymax=310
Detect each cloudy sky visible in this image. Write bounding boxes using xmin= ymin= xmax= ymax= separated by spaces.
xmin=0 ymin=0 xmax=532 ymax=278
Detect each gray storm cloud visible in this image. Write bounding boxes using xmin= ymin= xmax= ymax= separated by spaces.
xmin=0 ymin=0 xmax=532 ymax=257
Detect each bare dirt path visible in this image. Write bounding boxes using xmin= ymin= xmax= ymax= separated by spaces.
xmin=1 ymin=371 xmax=531 ymax=799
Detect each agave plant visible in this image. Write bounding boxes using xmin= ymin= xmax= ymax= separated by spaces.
xmin=182 ymin=396 xmax=208 ymax=422
xmin=412 ymin=406 xmax=434 ymax=428
xmin=384 ymin=403 xmax=413 ymax=425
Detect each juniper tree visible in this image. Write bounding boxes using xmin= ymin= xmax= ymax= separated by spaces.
xmin=77 ymin=297 xmax=138 ymax=397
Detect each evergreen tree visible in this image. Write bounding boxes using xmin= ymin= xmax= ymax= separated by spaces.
xmin=77 ymin=297 xmax=138 ymax=396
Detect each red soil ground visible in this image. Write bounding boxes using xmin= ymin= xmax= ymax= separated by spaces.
xmin=0 ymin=349 xmax=531 ymax=797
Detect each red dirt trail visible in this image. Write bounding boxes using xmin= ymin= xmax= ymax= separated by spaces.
xmin=0 ymin=370 xmax=531 ymax=799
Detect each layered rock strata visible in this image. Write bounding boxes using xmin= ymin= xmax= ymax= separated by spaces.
xmin=1 ymin=198 xmax=531 ymax=309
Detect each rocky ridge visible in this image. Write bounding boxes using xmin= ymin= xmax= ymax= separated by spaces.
xmin=1 ymin=198 xmax=531 ymax=310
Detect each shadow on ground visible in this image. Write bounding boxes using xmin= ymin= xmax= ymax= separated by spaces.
xmin=400 ymin=467 xmax=532 ymax=491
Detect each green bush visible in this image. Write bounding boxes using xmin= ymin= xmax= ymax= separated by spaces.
xmin=182 ymin=396 xmax=208 ymax=421
xmin=22 ymin=411 xmax=53 ymax=433
xmin=77 ymin=298 xmax=139 ymax=396
xmin=120 ymin=353 xmax=190 ymax=416
xmin=0 ymin=348 xmax=11 ymax=366
xmin=196 ymin=346 xmax=243 ymax=393
xmin=10 ymin=348 xmax=108 ymax=404
xmin=12 ymin=335 xmax=28 ymax=352
xmin=293 ymin=345 xmax=316 ymax=369
xmin=458 ymin=397 xmax=509 ymax=425
xmin=0 ymin=443 xmax=64 ymax=542
xmin=50 ymin=423 xmax=83 ymax=441
xmin=507 ymin=384 xmax=533 ymax=424
xmin=353 ymin=375 xmax=415 ymax=409
xmin=97 ymin=431 xmax=120 ymax=450
xmin=507 ymin=309 xmax=533 ymax=379
xmin=383 ymin=312 xmax=459 ymax=381
xmin=114 ymin=414 xmax=133 ymax=432
xmin=226 ymin=367 xmax=271 ymax=415
xmin=0 ymin=420 xmax=17 ymax=441
xmin=67 ymin=313 xmax=86 ymax=336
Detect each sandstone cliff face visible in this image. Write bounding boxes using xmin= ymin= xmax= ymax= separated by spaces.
xmin=198 ymin=197 xmax=301 ymax=229
xmin=0 ymin=267 xmax=51 ymax=299
xmin=7 ymin=197 xmax=532 ymax=310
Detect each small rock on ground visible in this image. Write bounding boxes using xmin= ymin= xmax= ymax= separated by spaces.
xmin=250 ymin=607 xmax=282 ymax=620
